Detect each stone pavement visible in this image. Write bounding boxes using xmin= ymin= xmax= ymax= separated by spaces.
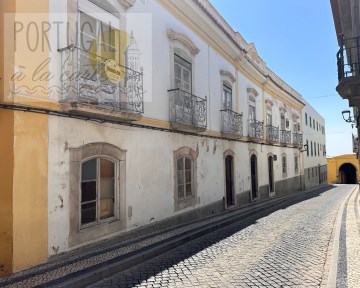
xmin=88 ymin=185 xmax=356 ymax=288
xmin=0 ymin=187 xmax=328 ymax=288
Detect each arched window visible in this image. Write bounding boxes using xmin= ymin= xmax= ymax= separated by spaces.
xmin=81 ymin=157 xmax=116 ymax=226
xmin=173 ymin=147 xmax=198 ymax=210
xmin=222 ymin=80 xmax=233 ymax=110
xmin=176 ymin=156 xmax=193 ymax=199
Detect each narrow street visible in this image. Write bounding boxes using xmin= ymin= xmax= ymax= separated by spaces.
xmin=89 ymin=185 xmax=356 ymax=288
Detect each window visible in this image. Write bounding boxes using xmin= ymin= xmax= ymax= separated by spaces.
xmin=308 ymin=169 xmax=310 ymax=180
xmin=282 ymin=154 xmax=287 ymax=176
xmin=177 ymin=156 xmax=193 ymax=199
xmin=280 ymin=113 xmax=285 ymax=130
xmin=294 ymin=155 xmax=299 ymax=174
xmin=311 ymin=141 xmax=313 ymax=156
xmin=314 ymin=142 xmax=316 ymax=156
xmin=174 ymin=147 xmax=197 ymax=211
xmin=266 ymin=107 xmax=272 ymax=126
xmin=312 ymin=167 xmax=314 ymax=177
xmin=222 ymin=82 xmax=232 ymax=110
xmin=305 ymin=113 xmax=308 ymax=125
xmin=306 ymin=140 xmax=309 ymax=157
xmin=313 ymin=119 xmax=315 ymax=129
xmin=318 ymin=143 xmax=320 ymax=156
xmin=69 ymin=142 xmax=126 ymax=247
xmin=174 ymin=53 xmax=192 ymax=93
xmin=81 ymin=157 xmax=116 ymax=226
xmin=310 ymin=116 xmax=312 ymax=127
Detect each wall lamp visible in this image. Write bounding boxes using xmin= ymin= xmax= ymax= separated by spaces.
xmin=300 ymin=144 xmax=308 ymax=153
xmin=342 ymin=109 xmax=359 ymax=128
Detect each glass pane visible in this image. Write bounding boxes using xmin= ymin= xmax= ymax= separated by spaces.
xmin=81 ymin=202 xmax=96 ymax=225
xmin=100 ymin=197 xmax=114 ymax=220
xmin=185 ymin=158 xmax=191 ymax=169
xmin=79 ymin=33 xmax=97 ymax=54
xmin=185 ymin=170 xmax=191 ymax=183
xmin=175 ymin=63 xmax=181 ymax=79
xmin=100 ymin=179 xmax=114 ymax=198
xmin=82 ymin=159 xmax=97 ymax=181
xmin=183 ymin=83 xmax=191 ymax=93
xmin=186 ymin=184 xmax=192 ymax=197
xmin=100 ymin=159 xmax=115 ymax=178
xmin=177 ymin=158 xmax=184 ymax=170
xmin=177 ymin=170 xmax=184 ymax=186
xmin=81 ymin=181 xmax=97 ymax=203
xmin=183 ymin=68 xmax=190 ymax=83
xmin=175 ymin=54 xmax=191 ymax=70
xmin=80 ymin=12 xmax=97 ymax=38
xmin=178 ymin=184 xmax=184 ymax=199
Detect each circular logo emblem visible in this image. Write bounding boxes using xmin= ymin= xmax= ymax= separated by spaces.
xmin=105 ymin=59 xmax=123 ymax=83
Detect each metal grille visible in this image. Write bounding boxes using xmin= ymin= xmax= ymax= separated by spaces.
xmin=337 ymin=35 xmax=360 ymax=81
xmin=59 ymin=45 xmax=144 ymax=113
xmin=280 ymin=130 xmax=291 ymax=145
xmin=292 ymin=133 xmax=303 ymax=147
xmin=266 ymin=125 xmax=279 ymax=142
xmin=221 ymin=109 xmax=243 ymax=138
xmin=248 ymin=120 xmax=264 ymax=139
xmin=169 ymin=88 xmax=207 ymax=129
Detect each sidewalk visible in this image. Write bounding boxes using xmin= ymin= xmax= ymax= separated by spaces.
xmin=335 ymin=185 xmax=360 ymax=287
xmin=0 ymin=186 xmax=331 ymax=288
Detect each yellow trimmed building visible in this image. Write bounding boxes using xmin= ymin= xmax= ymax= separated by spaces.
xmin=327 ymin=154 xmax=360 ymax=184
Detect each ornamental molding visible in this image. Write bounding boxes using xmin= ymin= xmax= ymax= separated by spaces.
xmin=247 ymin=87 xmax=259 ymax=98
xmin=265 ymin=99 xmax=274 ymax=107
xmin=292 ymin=113 xmax=300 ymax=121
xmin=220 ymin=70 xmax=236 ymax=83
xmin=117 ymin=0 xmax=135 ymax=9
xmin=167 ymin=29 xmax=200 ymax=55
xmin=279 ymin=106 xmax=287 ymax=113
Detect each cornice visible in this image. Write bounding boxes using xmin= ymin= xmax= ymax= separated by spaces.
xmin=265 ymin=99 xmax=274 ymax=107
xmin=117 ymin=0 xmax=135 ymax=9
xmin=247 ymin=88 xmax=259 ymax=98
xmin=167 ymin=29 xmax=200 ymax=55
xmin=220 ymin=70 xmax=236 ymax=83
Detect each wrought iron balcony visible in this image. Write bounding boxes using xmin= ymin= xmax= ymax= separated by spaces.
xmin=169 ymin=88 xmax=207 ymax=132
xmin=248 ymin=120 xmax=263 ymax=140
xmin=337 ymin=35 xmax=360 ymax=82
xmin=266 ymin=125 xmax=279 ymax=143
xmin=59 ymin=45 xmax=144 ymax=121
xmin=220 ymin=109 xmax=243 ymax=138
xmin=280 ymin=130 xmax=291 ymax=145
xmin=292 ymin=133 xmax=303 ymax=147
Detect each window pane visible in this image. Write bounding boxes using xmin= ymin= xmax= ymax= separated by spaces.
xmin=185 ymin=158 xmax=191 ymax=169
xmin=177 ymin=158 xmax=184 ymax=171
xmin=178 ymin=184 xmax=184 ymax=199
xmin=100 ymin=196 xmax=114 ymax=220
xmin=82 ymin=159 xmax=97 ymax=181
xmin=185 ymin=170 xmax=192 ymax=183
xmin=186 ymin=184 xmax=192 ymax=197
xmin=100 ymin=159 xmax=115 ymax=178
xmin=81 ymin=202 xmax=96 ymax=225
xmin=81 ymin=181 xmax=97 ymax=203
xmin=80 ymin=12 xmax=97 ymax=38
xmin=175 ymin=63 xmax=181 ymax=79
xmin=177 ymin=170 xmax=184 ymax=185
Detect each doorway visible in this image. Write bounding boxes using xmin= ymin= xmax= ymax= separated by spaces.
xmin=268 ymin=155 xmax=274 ymax=195
xmin=225 ymin=155 xmax=234 ymax=207
xmin=250 ymin=154 xmax=258 ymax=199
xmin=338 ymin=163 xmax=357 ymax=184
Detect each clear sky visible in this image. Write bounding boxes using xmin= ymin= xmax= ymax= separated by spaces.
xmin=210 ymin=0 xmax=355 ymax=157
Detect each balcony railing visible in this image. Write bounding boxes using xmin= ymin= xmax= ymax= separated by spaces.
xmin=59 ymin=45 xmax=144 ymax=117
xmin=280 ymin=130 xmax=291 ymax=145
xmin=266 ymin=125 xmax=279 ymax=143
xmin=221 ymin=109 xmax=243 ymax=138
xmin=169 ymin=88 xmax=207 ymax=131
xmin=248 ymin=120 xmax=263 ymax=140
xmin=337 ymin=35 xmax=360 ymax=82
xmin=292 ymin=133 xmax=303 ymax=147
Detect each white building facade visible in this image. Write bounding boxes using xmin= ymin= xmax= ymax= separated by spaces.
xmin=302 ymin=100 xmax=327 ymax=189
xmin=6 ymin=0 xmax=322 ymax=262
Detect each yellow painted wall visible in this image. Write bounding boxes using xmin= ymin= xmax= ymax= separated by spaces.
xmin=0 ymin=0 xmax=15 ymax=277
xmin=1 ymin=0 xmax=49 ymax=274
xmin=327 ymin=154 xmax=360 ymax=184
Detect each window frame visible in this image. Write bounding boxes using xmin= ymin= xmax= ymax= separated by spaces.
xmin=80 ymin=156 xmax=118 ymax=229
xmin=173 ymin=147 xmax=198 ymax=211
xmin=69 ymin=142 xmax=126 ymax=247
xmin=282 ymin=154 xmax=287 ymax=177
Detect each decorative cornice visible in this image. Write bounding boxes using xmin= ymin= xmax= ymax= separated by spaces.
xmin=220 ymin=70 xmax=236 ymax=83
xmin=167 ymin=29 xmax=200 ymax=55
xmin=292 ymin=113 xmax=300 ymax=121
xmin=247 ymin=87 xmax=259 ymax=98
xmin=279 ymin=106 xmax=287 ymax=113
xmin=117 ymin=0 xmax=135 ymax=9
xmin=265 ymin=99 xmax=274 ymax=107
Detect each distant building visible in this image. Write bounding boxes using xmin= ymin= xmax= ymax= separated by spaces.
xmin=327 ymin=154 xmax=359 ymax=184
xmin=302 ymin=99 xmax=327 ymax=189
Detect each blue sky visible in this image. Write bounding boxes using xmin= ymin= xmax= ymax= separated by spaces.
xmin=210 ymin=0 xmax=355 ymax=157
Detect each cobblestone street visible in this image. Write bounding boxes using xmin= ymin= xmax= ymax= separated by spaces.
xmin=88 ymin=185 xmax=355 ymax=288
